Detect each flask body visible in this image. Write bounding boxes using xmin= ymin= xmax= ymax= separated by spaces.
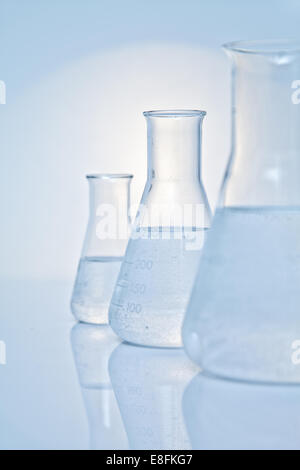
xmin=183 ymin=40 xmax=300 ymax=383
xmin=71 ymin=174 xmax=133 ymax=324
xmin=109 ymin=110 xmax=211 ymax=347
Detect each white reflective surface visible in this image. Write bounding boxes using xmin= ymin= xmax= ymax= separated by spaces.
xmin=1 ymin=281 xmax=300 ymax=450
xmin=183 ymin=373 xmax=300 ymax=450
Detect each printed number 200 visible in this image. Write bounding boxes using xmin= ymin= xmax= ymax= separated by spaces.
xmin=127 ymin=302 xmax=142 ymax=314
xmin=135 ymin=259 xmax=153 ymax=270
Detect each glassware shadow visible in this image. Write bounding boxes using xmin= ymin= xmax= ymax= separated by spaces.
xmin=109 ymin=341 xmax=199 ymax=450
xmin=183 ymin=372 xmax=300 ymax=450
xmin=71 ymin=322 xmax=128 ymax=450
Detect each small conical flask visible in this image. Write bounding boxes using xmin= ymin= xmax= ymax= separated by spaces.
xmin=71 ymin=174 xmax=133 ymax=324
xmin=109 ymin=342 xmax=199 ymax=450
xmin=71 ymin=324 xmax=128 ymax=450
xmin=109 ymin=110 xmax=211 ymax=347
xmin=183 ymin=40 xmax=300 ymax=383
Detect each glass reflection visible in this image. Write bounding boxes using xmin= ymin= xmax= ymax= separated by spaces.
xmin=71 ymin=323 xmax=128 ymax=450
xmin=183 ymin=373 xmax=300 ymax=450
xmin=109 ymin=342 xmax=199 ymax=450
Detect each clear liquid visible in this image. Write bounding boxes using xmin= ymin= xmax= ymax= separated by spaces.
xmin=71 ymin=256 xmax=122 ymax=324
xmin=109 ymin=227 xmax=205 ymax=347
xmin=183 ymin=207 xmax=300 ymax=383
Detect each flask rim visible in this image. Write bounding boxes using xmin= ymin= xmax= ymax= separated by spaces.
xmin=86 ymin=173 xmax=133 ymax=180
xmin=143 ymin=110 xmax=206 ymax=118
xmin=223 ymin=39 xmax=300 ymax=55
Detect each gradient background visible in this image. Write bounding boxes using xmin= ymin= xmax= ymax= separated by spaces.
xmin=2 ymin=0 xmax=300 ymax=282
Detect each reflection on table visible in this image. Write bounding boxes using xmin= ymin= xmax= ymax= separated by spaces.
xmin=183 ymin=372 xmax=300 ymax=450
xmin=71 ymin=323 xmax=128 ymax=450
xmin=109 ymin=342 xmax=199 ymax=450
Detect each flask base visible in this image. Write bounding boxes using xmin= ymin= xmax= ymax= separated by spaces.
xmin=110 ymin=311 xmax=184 ymax=348
xmin=183 ymin=327 xmax=300 ymax=385
xmin=71 ymin=302 xmax=109 ymax=325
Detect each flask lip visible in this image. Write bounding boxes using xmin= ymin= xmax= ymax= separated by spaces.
xmin=86 ymin=173 xmax=133 ymax=180
xmin=143 ymin=110 xmax=206 ymax=118
xmin=223 ymin=39 xmax=300 ymax=55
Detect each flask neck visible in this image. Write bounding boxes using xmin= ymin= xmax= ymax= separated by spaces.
xmin=87 ymin=175 xmax=132 ymax=218
xmin=233 ymin=53 xmax=300 ymax=162
xmin=223 ymin=41 xmax=300 ymax=207
xmin=83 ymin=174 xmax=133 ymax=258
xmin=145 ymin=112 xmax=205 ymax=182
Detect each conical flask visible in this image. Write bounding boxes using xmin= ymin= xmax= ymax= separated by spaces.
xmin=109 ymin=110 xmax=211 ymax=347
xmin=71 ymin=174 xmax=133 ymax=324
xmin=109 ymin=342 xmax=199 ymax=449
xmin=183 ymin=40 xmax=300 ymax=383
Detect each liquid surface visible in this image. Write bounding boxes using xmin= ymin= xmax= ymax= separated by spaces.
xmin=71 ymin=256 xmax=122 ymax=324
xmin=109 ymin=228 xmax=205 ymax=347
xmin=183 ymin=207 xmax=300 ymax=383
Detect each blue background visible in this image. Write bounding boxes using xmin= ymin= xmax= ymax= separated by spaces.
xmin=1 ymin=0 xmax=300 ymax=450
xmin=1 ymin=0 xmax=300 ymax=281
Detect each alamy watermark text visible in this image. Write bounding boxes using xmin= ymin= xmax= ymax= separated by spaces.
xmin=95 ymin=202 xmax=206 ymax=251
xmin=291 ymin=340 xmax=300 ymax=365
xmin=0 ymin=80 xmax=6 ymax=104
xmin=291 ymin=80 xmax=300 ymax=104
xmin=0 ymin=341 xmax=6 ymax=365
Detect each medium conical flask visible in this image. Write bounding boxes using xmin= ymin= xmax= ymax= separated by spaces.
xmin=183 ymin=40 xmax=300 ymax=383
xmin=71 ymin=174 xmax=133 ymax=324
xmin=109 ymin=110 xmax=211 ymax=347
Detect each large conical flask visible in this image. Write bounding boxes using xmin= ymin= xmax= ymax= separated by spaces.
xmin=71 ymin=174 xmax=133 ymax=324
xmin=109 ymin=110 xmax=211 ymax=347
xmin=183 ymin=40 xmax=300 ymax=383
